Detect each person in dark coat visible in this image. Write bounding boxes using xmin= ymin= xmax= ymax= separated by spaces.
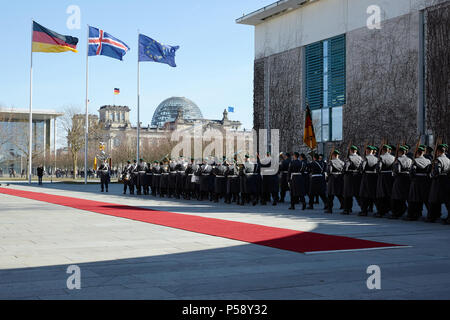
xmin=389 ymin=146 xmax=413 ymax=219
xmin=199 ymin=159 xmax=213 ymax=201
xmin=135 ymin=159 xmax=147 ymax=196
xmin=259 ymin=152 xmax=279 ymax=206
xmin=225 ymin=159 xmax=240 ymax=204
xmin=184 ymin=158 xmax=195 ymax=200
xmin=144 ymin=162 xmax=152 ymax=196
xmin=426 ymin=144 xmax=450 ymax=223
xmin=374 ymin=145 xmax=395 ymax=217
xmin=424 ymin=146 xmax=433 ymax=162
xmin=358 ymin=146 xmax=379 ymax=216
xmin=98 ymin=160 xmax=110 ymax=193
xmin=243 ymin=155 xmax=259 ymax=206
xmin=151 ymin=161 xmax=161 ymax=196
xmin=325 ymin=150 xmax=344 ymax=214
xmin=279 ymin=153 xmax=291 ymax=203
xmin=405 ymin=146 xmax=431 ymax=221
xmin=159 ymin=160 xmax=170 ymax=198
xmin=341 ymin=146 xmax=363 ymax=215
xmin=175 ymin=159 xmax=187 ymax=199
xmin=122 ymin=161 xmax=134 ymax=194
xmin=307 ymin=154 xmax=327 ymax=209
xmin=168 ymin=159 xmax=177 ymax=198
xmin=37 ymin=165 xmax=44 ymax=185
xmin=213 ymin=159 xmax=228 ymax=203
xmin=288 ymin=152 xmax=307 ymax=210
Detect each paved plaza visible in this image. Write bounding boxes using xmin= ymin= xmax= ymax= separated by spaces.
xmin=0 ymin=182 xmax=449 ymax=300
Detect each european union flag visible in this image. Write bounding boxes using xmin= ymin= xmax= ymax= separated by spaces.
xmin=138 ymin=34 xmax=179 ymax=67
xmin=228 ymin=106 xmax=235 ymax=113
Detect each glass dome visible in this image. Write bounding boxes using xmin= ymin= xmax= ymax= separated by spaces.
xmin=151 ymin=97 xmax=203 ymax=128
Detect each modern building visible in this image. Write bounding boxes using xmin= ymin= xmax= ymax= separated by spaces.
xmin=0 ymin=108 xmax=62 ymax=176
xmin=237 ymin=0 xmax=449 ymax=154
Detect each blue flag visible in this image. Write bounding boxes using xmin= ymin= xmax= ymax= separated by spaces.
xmin=139 ymin=34 xmax=179 ymax=67
xmin=228 ymin=106 xmax=235 ymax=113
xmin=88 ymin=26 xmax=130 ymax=61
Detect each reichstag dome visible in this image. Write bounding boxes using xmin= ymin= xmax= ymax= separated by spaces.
xmin=151 ymin=97 xmax=203 ymax=128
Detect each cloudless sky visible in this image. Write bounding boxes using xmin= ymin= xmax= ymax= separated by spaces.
xmin=0 ymin=0 xmax=273 ymax=132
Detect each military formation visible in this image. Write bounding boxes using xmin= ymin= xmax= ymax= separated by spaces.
xmin=116 ymin=143 xmax=450 ymax=225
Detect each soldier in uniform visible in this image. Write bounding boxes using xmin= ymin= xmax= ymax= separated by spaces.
xmin=151 ymin=161 xmax=161 ymax=196
xmin=374 ymin=145 xmax=395 ymax=218
xmin=168 ymin=159 xmax=177 ymax=198
xmin=341 ymin=146 xmax=363 ymax=215
xmin=199 ymin=159 xmax=213 ymax=201
xmin=325 ymin=150 xmax=344 ymax=214
xmin=193 ymin=159 xmax=203 ymax=200
xmin=226 ymin=158 xmax=241 ymax=204
xmin=122 ymin=161 xmax=134 ymax=195
xmin=136 ymin=159 xmax=147 ymax=196
xmin=288 ymin=152 xmax=307 ymax=210
xmin=389 ymin=146 xmax=413 ymax=219
xmin=424 ymin=146 xmax=434 ymax=161
xmin=279 ymin=153 xmax=291 ymax=203
xmin=358 ymin=146 xmax=379 ymax=216
xmin=426 ymin=144 xmax=450 ymax=223
xmin=144 ymin=162 xmax=152 ymax=196
xmin=259 ymin=152 xmax=279 ymax=206
xmin=131 ymin=160 xmax=138 ymax=194
xmin=175 ymin=158 xmax=187 ymax=199
xmin=184 ymin=158 xmax=195 ymax=200
xmin=307 ymin=154 xmax=327 ymax=210
xmin=98 ymin=160 xmax=110 ymax=193
xmin=213 ymin=158 xmax=228 ymax=203
xmin=159 ymin=159 xmax=170 ymax=198
xmin=242 ymin=155 xmax=259 ymax=206
xmin=405 ymin=146 xmax=431 ymax=221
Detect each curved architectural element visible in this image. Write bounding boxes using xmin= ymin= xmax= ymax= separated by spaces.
xmin=151 ymin=97 xmax=203 ymax=128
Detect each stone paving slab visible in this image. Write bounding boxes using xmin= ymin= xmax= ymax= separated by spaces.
xmin=0 ymin=182 xmax=449 ymax=299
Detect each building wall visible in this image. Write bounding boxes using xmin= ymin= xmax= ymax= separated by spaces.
xmin=344 ymin=12 xmax=420 ymax=146
xmin=425 ymin=1 xmax=450 ymax=142
xmin=254 ymin=0 xmax=447 ymax=59
xmin=252 ymin=0 xmax=449 ymax=154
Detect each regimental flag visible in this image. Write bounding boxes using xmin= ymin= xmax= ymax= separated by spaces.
xmin=138 ymin=34 xmax=179 ymax=67
xmin=88 ymin=26 xmax=130 ymax=61
xmin=32 ymin=21 xmax=78 ymax=53
xmin=303 ymin=105 xmax=317 ymax=150
xmin=114 ymin=88 xmax=120 ymax=95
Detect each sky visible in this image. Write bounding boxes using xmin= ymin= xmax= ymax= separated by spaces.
xmin=0 ymin=0 xmax=274 ymax=131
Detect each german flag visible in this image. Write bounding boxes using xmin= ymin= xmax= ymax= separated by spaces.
xmin=32 ymin=21 xmax=78 ymax=53
xmin=303 ymin=105 xmax=317 ymax=150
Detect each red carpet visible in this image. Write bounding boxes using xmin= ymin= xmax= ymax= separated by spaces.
xmin=0 ymin=187 xmax=407 ymax=254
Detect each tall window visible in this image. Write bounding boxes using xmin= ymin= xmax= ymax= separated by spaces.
xmin=305 ymin=34 xmax=345 ymax=142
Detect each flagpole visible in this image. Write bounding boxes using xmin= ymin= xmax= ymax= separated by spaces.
xmin=136 ymin=30 xmax=140 ymax=162
xmin=28 ymin=19 xmax=34 ymax=184
xmin=84 ymin=25 xmax=89 ymax=185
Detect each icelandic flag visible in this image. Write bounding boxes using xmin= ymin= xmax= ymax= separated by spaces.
xmin=138 ymin=34 xmax=179 ymax=67
xmin=88 ymin=26 xmax=130 ymax=61
xmin=228 ymin=106 xmax=235 ymax=113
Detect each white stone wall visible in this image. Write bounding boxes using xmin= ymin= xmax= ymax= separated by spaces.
xmin=254 ymin=0 xmax=445 ymax=59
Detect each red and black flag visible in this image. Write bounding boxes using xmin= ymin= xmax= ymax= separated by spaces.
xmin=32 ymin=21 xmax=78 ymax=53
xmin=303 ymin=105 xmax=317 ymax=150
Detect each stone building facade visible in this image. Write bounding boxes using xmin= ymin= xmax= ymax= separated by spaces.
xmin=238 ymin=0 xmax=449 ymax=154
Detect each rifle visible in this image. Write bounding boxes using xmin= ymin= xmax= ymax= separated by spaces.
xmin=413 ymin=136 xmax=421 ymax=158
xmin=378 ymin=138 xmax=386 ymax=160
xmin=395 ymin=142 xmax=401 ymax=161
xmin=431 ymin=137 xmax=441 ymax=173
xmin=363 ymin=140 xmax=368 ymax=159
